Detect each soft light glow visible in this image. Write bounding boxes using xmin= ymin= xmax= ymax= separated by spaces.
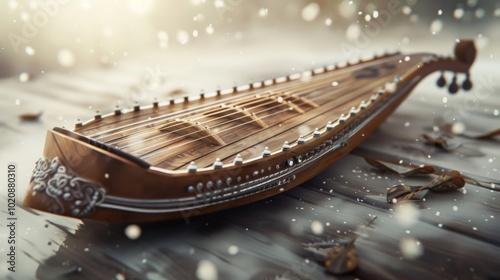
xmin=311 ymin=220 xmax=324 ymax=235
xmin=124 ymin=224 xmax=142 ymax=240
xmin=395 ymin=203 xmax=419 ymax=227
xmin=177 ymin=30 xmax=190 ymax=45
xmin=399 ymin=238 xmax=423 ymax=259
xmin=196 ymin=260 xmax=218 ymax=280
xmin=25 ymin=46 xmax=35 ymax=56
xmin=127 ymin=0 xmax=155 ymax=16
xmin=339 ymin=0 xmax=356 ymax=18
xmin=302 ymin=2 xmax=320 ymax=22
xmin=228 ymin=245 xmax=239 ymax=255
xmin=57 ymin=49 xmax=76 ymax=67
xmin=19 ymin=72 xmax=29 ymax=82
xmin=430 ymin=19 xmax=443 ymax=35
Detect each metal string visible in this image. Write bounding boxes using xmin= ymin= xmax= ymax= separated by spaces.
xmin=86 ymin=60 xmax=364 ymax=140
xmin=115 ymin=95 xmax=298 ymax=149
xmin=146 ymin=69 xmax=398 ymax=165
xmin=82 ymin=55 xmax=402 ymax=163
xmin=105 ymin=92 xmax=290 ymax=146
xmin=131 ymin=100 xmax=306 ymax=157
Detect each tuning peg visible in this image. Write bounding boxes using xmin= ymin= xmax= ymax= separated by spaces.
xmin=262 ymin=147 xmax=271 ymax=157
xmin=448 ymin=74 xmax=459 ymax=94
xmin=187 ymin=161 xmax=197 ymax=172
xmin=233 ymin=154 xmax=243 ymax=165
xmin=282 ymin=141 xmax=291 ymax=151
xmin=326 ymin=121 xmax=335 ymax=131
xmin=359 ymin=101 xmax=368 ymax=110
xmin=437 ymin=72 xmax=447 ymax=88
xmin=339 ymin=114 xmax=347 ymax=123
xmin=349 ymin=107 xmax=358 ymax=116
xmin=213 ymin=158 xmax=223 ymax=169
xmin=462 ymin=73 xmax=472 ymax=91
xmin=313 ymin=128 xmax=321 ymax=137
xmin=297 ymin=135 xmax=305 ymax=144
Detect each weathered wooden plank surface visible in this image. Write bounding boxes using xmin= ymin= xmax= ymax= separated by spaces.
xmin=1 ymin=44 xmax=499 ymax=280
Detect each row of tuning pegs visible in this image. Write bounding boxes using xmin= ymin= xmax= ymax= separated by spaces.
xmin=436 ymin=72 xmax=472 ymax=94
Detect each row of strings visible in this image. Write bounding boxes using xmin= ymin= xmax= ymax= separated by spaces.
xmin=86 ymin=56 xmax=399 ymax=160
xmin=88 ymin=68 xmax=347 ymax=142
xmin=135 ymin=69 xmax=380 ymax=162
xmin=127 ymin=72 xmax=348 ymax=159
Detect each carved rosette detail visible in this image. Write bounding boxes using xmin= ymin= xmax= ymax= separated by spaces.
xmin=30 ymin=157 xmax=106 ymax=217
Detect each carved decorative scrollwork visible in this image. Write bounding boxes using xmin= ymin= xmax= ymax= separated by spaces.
xmin=30 ymin=157 xmax=106 ymax=217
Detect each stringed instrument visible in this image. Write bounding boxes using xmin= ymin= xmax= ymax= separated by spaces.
xmin=23 ymin=40 xmax=477 ymax=222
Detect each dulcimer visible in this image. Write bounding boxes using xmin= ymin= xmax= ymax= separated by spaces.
xmin=24 ymin=40 xmax=476 ymax=222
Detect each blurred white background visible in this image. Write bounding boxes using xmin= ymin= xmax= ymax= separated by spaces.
xmin=0 ymin=0 xmax=498 ymax=79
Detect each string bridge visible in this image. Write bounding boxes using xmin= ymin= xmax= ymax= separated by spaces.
xmin=155 ymin=92 xmax=318 ymax=147
xmin=157 ymin=119 xmax=226 ymax=146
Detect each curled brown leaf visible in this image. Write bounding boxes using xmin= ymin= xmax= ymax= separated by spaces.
xmin=470 ymin=129 xmax=500 ymax=140
xmin=387 ymin=185 xmax=426 ymax=203
xmin=19 ymin=112 xmax=42 ymax=122
xmin=304 ymin=217 xmax=377 ymax=275
xmin=428 ymin=171 xmax=465 ymax=192
xmin=324 ymin=239 xmax=358 ymax=275
xmin=440 ymin=123 xmax=500 ymax=140
xmin=365 ymin=157 xmax=499 ymax=194
xmin=387 ymin=171 xmax=465 ymax=203
xmin=422 ymin=133 xmax=462 ymax=151
xmin=364 ymin=157 xmax=435 ymax=177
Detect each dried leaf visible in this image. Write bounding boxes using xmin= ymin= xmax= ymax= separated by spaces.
xmin=463 ymin=177 xmax=500 ymax=192
xmin=303 ymin=240 xmax=358 ymax=274
xmin=422 ymin=133 xmax=462 ymax=151
xmin=438 ymin=123 xmax=454 ymax=135
xmin=428 ymin=171 xmax=465 ymax=192
xmin=469 ymin=129 xmax=500 ymax=140
xmin=365 ymin=156 xmax=499 ymax=193
xmin=387 ymin=171 xmax=465 ymax=203
xmin=168 ymin=88 xmax=186 ymax=96
xmin=303 ymin=241 xmax=339 ymax=250
xmin=387 ymin=184 xmax=426 ymax=203
xmin=304 ymin=217 xmax=376 ymax=275
xmin=364 ymin=157 xmax=435 ymax=177
xmin=440 ymin=123 xmax=500 ymax=140
xmin=19 ymin=112 xmax=42 ymax=122
xmin=325 ymin=239 xmax=357 ymax=274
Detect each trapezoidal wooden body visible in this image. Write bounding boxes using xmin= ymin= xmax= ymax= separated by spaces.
xmin=23 ymin=40 xmax=476 ymax=222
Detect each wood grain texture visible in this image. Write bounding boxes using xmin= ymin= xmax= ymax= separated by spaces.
xmin=22 ymin=43 xmax=480 ymax=223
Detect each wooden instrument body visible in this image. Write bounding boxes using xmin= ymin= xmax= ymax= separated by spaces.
xmin=23 ymin=41 xmax=476 ymax=222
